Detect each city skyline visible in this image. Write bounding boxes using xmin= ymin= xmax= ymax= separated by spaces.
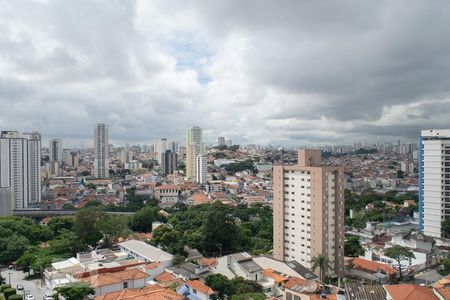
xmin=2 ymin=1 xmax=450 ymax=146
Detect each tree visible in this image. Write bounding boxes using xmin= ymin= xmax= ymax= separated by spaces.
xmin=442 ymin=219 xmax=450 ymax=238
xmin=0 ymin=274 xmax=5 ymax=285
xmin=128 ymin=205 xmax=159 ymax=232
xmin=54 ymin=282 xmax=95 ymax=300
xmin=384 ymin=245 xmax=415 ymax=280
xmin=311 ymin=254 xmax=329 ymax=282
xmin=231 ymin=293 xmax=265 ymax=300
xmin=344 ymin=236 xmax=364 ymax=257
xmin=47 ymin=217 xmax=74 ymax=235
xmin=150 ymin=225 xmax=183 ymax=254
xmin=16 ymin=252 xmax=35 ymax=276
xmin=231 ymin=277 xmax=262 ymax=294
xmin=74 ymin=207 xmax=108 ymax=247
xmin=206 ymin=274 xmax=236 ymax=300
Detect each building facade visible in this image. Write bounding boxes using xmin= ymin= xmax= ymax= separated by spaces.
xmin=162 ymin=150 xmax=177 ymax=175
xmin=419 ymin=129 xmax=450 ymax=238
xmin=218 ymin=137 xmax=225 ymax=146
xmin=94 ymin=123 xmax=109 ymax=178
xmin=49 ymin=138 xmax=62 ymax=163
xmin=196 ymin=154 xmax=207 ymax=184
xmin=186 ymin=126 xmax=204 ymax=182
xmin=0 ymin=131 xmax=42 ymax=211
xmin=273 ymin=149 xmax=345 ymax=277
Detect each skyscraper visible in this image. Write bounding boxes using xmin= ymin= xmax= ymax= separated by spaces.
xmin=94 ymin=123 xmax=109 ymax=178
xmin=155 ymin=138 xmax=168 ymax=164
xmin=419 ymin=129 xmax=450 ymax=238
xmin=196 ymin=154 xmax=207 ymax=184
xmin=273 ymin=149 xmax=345 ymax=278
xmin=218 ymin=136 xmax=225 ymax=146
xmin=162 ymin=150 xmax=177 ymax=175
xmin=186 ymin=126 xmax=204 ymax=181
xmin=63 ymin=150 xmax=79 ymax=168
xmin=0 ymin=131 xmax=42 ymax=213
xmin=49 ymin=138 xmax=62 ymax=162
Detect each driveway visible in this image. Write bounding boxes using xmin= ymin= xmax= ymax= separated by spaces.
xmin=1 ymin=269 xmax=45 ymax=299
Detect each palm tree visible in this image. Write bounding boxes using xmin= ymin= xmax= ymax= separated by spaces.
xmin=311 ymin=254 xmax=329 ymax=282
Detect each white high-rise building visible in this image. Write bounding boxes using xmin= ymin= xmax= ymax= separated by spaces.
xmin=0 ymin=131 xmax=42 ymax=213
xmin=120 ymin=149 xmax=133 ymax=164
xmin=218 ymin=137 xmax=225 ymax=146
xmin=196 ymin=154 xmax=207 ymax=184
xmin=49 ymin=138 xmax=62 ymax=162
xmin=419 ymin=129 xmax=450 ymax=238
xmin=155 ymin=138 xmax=168 ymax=164
xmin=186 ymin=127 xmax=204 ymax=182
xmin=94 ymin=123 xmax=109 ymax=178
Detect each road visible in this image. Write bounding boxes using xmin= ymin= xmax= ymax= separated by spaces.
xmin=1 ymin=269 xmax=44 ymax=299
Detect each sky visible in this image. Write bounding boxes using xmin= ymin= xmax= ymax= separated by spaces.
xmin=1 ymin=0 xmax=450 ymax=147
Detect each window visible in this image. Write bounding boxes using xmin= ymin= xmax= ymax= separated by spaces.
xmin=123 ymin=282 xmax=128 ymax=289
xmin=193 ymin=289 xmax=197 ymax=294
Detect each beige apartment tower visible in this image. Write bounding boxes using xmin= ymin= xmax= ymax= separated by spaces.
xmin=273 ymin=149 xmax=345 ymax=278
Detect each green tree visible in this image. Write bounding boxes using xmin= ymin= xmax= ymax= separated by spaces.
xmin=16 ymin=252 xmax=35 ymax=276
xmin=442 ymin=219 xmax=450 ymax=238
xmin=74 ymin=207 xmax=108 ymax=247
xmin=206 ymin=274 xmax=236 ymax=300
xmin=48 ymin=229 xmax=80 ymax=255
xmin=47 ymin=217 xmax=74 ymax=235
xmin=344 ymin=236 xmax=364 ymax=257
xmin=384 ymin=245 xmax=415 ymax=280
xmin=231 ymin=293 xmax=265 ymax=300
xmin=150 ymin=225 xmax=183 ymax=254
xmin=231 ymin=277 xmax=262 ymax=294
xmin=54 ymin=282 xmax=95 ymax=300
xmin=128 ymin=205 xmax=159 ymax=232
xmin=0 ymin=235 xmax=29 ymax=264
xmin=311 ymin=254 xmax=329 ymax=282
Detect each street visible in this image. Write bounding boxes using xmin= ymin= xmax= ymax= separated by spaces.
xmin=1 ymin=269 xmax=44 ymax=299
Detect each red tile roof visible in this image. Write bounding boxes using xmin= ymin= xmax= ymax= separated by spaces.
xmin=384 ymin=284 xmax=438 ymax=300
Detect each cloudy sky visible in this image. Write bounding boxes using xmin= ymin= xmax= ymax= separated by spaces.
xmin=1 ymin=0 xmax=450 ymax=147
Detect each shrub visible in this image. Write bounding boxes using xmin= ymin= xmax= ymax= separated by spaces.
xmin=2 ymin=288 xmax=16 ymax=299
xmin=0 ymin=293 xmax=5 ymax=300
xmin=0 ymin=284 xmax=11 ymax=293
xmin=7 ymin=295 xmax=23 ymax=300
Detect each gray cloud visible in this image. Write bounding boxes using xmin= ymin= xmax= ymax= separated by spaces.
xmin=0 ymin=0 xmax=449 ymax=146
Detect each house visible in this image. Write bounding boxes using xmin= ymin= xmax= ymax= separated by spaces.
xmin=154 ymin=185 xmax=180 ymax=206
xmin=215 ymin=252 xmax=263 ymax=281
xmin=80 ymin=269 xmax=149 ymax=296
xmin=283 ymin=277 xmax=320 ymax=300
xmin=167 ymin=262 xmax=212 ymax=281
xmin=118 ymin=240 xmax=173 ymax=267
xmin=140 ymin=261 xmax=165 ymax=279
xmin=344 ymin=282 xmax=386 ymax=300
xmin=178 ymin=280 xmax=216 ymax=300
xmin=346 ymin=257 xmax=397 ymax=284
xmin=95 ymin=284 xmax=183 ymax=300
xmin=384 ymin=284 xmax=438 ymax=300
xmin=261 ymin=269 xmax=289 ymax=297
xmin=432 ymin=275 xmax=450 ymax=300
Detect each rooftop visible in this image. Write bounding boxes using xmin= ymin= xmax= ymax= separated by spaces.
xmin=384 ymin=284 xmax=438 ymax=300
xmin=119 ymin=240 xmax=173 ymax=262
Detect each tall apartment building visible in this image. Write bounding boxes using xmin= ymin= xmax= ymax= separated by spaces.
xmin=218 ymin=136 xmax=225 ymax=146
xmin=63 ymin=150 xmax=79 ymax=168
xmin=419 ymin=129 xmax=450 ymax=238
xmin=49 ymin=138 xmax=62 ymax=162
xmin=186 ymin=126 xmax=204 ymax=182
xmin=162 ymin=150 xmax=177 ymax=175
xmin=0 ymin=131 xmax=42 ymax=213
xmin=273 ymin=149 xmax=345 ymax=278
xmin=155 ymin=138 xmax=168 ymax=164
xmin=94 ymin=123 xmax=109 ymax=178
xmin=120 ymin=149 xmax=133 ymax=164
xmin=196 ymin=154 xmax=207 ymax=184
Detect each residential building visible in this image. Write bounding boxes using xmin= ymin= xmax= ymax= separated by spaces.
xmin=118 ymin=240 xmax=173 ymax=267
xmin=196 ymin=154 xmax=207 ymax=184
xmin=186 ymin=126 xmax=204 ymax=181
xmin=155 ymin=138 xmax=168 ymax=164
xmin=49 ymin=138 xmax=63 ymax=162
xmin=384 ymin=284 xmax=438 ymax=300
xmin=225 ymin=139 xmax=232 ymax=147
xmin=419 ymin=129 xmax=450 ymax=238
xmin=94 ymin=123 xmax=109 ymax=178
xmin=178 ymin=280 xmax=216 ymax=300
xmin=218 ymin=137 xmax=225 ymax=146
xmin=80 ymin=269 xmax=149 ymax=296
xmin=162 ymin=150 xmax=177 ymax=175
xmin=0 ymin=131 xmax=41 ymax=211
xmin=63 ymin=150 xmax=79 ymax=168
xmin=0 ymin=187 xmax=11 ymax=216
xmin=273 ymin=149 xmax=345 ymax=277
xmin=120 ymin=149 xmax=133 ymax=164
xmin=96 ymin=284 xmax=183 ymax=300
xmin=154 ymin=185 xmax=180 ymax=206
